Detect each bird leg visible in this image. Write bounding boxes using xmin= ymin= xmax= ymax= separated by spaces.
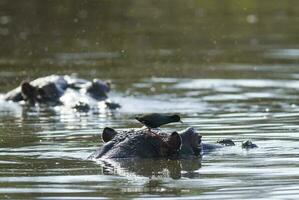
xmin=145 ymin=127 xmax=161 ymax=139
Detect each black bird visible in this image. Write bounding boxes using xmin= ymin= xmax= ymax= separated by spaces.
xmin=135 ymin=113 xmax=182 ymax=134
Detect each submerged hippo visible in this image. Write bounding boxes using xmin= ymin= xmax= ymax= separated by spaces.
xmin=89 ymin=127 xmax=257 ymax=179
xmin=2 ymin=75 xmax=120 ymax=111
xmin=89 ymin=127 xmax=257 ymax=160
xmin=89 ymin=127 xmax=201 ymax=159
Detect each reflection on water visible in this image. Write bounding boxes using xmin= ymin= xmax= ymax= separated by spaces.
xmin=1 ymin=0 xmax=299 ymax=199
xmin=2 ymin=73 xmax=299 ymax=199
xmin=97 ymin=158 xmax=201 ymax=180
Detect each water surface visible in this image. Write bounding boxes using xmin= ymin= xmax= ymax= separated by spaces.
xmin=1 ymin=1 xmax=299 ymax=199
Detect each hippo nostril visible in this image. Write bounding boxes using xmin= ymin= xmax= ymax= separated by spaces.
xmin=186 ymin=127 xmax=195 ymax=133
xmin=193 ymin=147 xmax=201 ymax=156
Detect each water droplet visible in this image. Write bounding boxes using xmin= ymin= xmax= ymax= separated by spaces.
xmin=0 ymin=16 xmax=11 ymax=25
xmin=247 ymin=14 xmax=258 ymax=24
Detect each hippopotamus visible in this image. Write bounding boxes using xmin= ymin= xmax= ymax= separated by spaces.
xmin=89 ymin=127 xmax=201 ymax=159
xmin=89 ymin=127 xmax=256 ymax=160
xmin=2 ymin=75 xmax=120 ymax=111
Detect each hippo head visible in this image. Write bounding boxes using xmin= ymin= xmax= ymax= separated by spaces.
xmin=93 ymin=127 xmax=182 ymax=159
xmin=86 ymin=79 xmax=111 ymax=101
xmin=89 ymin=127 xmax=202 ymax=160
xmin=21 ymin=81 xmax=62 ymax=105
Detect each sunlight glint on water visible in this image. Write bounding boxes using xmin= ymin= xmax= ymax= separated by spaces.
xmin=1 ymin=74 xmax=299 ymax=199
xmin=1 ymin=0 xmax=299 ymax=199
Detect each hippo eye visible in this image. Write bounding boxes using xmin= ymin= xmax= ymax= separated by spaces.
xmin=37 ymin=88 xmax=45 ymax=96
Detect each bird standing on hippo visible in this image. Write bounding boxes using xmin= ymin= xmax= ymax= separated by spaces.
xmin=135 ymin=113 xmax=183 ymax=137
xmin=135 ymin=113 xmax=183 ymax=129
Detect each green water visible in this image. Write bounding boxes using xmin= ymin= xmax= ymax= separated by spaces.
xmin=1 ymin=1 xmax=299 ymax=199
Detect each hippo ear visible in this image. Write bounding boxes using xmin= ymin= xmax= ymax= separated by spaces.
xmin=102 ymin=127 xmax=118 ymax=143
xmin=21 ymin=81 xmax=37 ymax=103
xmin=167 ymin=131 xmax=182 ymax=150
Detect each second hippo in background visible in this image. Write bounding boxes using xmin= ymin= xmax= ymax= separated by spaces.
xmin=3 ymin=75 xmax=120 ymax=111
